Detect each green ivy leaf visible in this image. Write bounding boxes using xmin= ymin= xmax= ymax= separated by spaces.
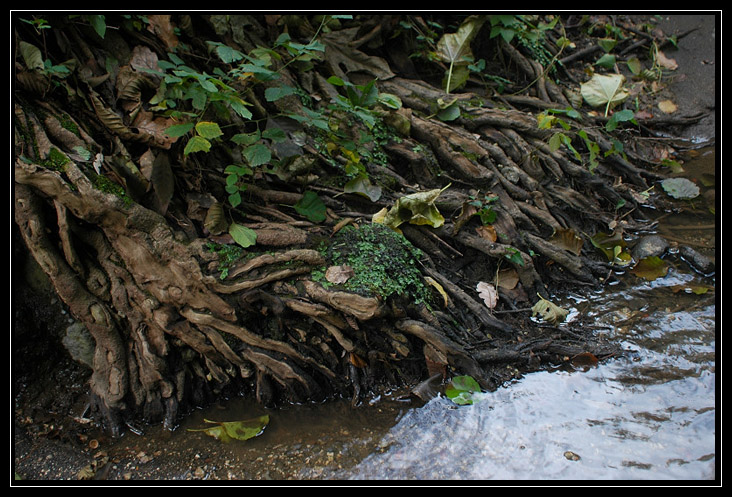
xmin=294 ymin=191 xmax=327 ymax=223
xmin=264 ymin=85 xmax=295 ymax=102
xmin=228 ymin=222 xmax=257 ymax=248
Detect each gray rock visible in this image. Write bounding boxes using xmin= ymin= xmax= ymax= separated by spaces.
xmin=679 ymin=245 xmax=715 ymax=274
xmin=62 ymin=322 xmax=95 ymax=368
xmin=632 ymin=235 xmax=670 ymax=260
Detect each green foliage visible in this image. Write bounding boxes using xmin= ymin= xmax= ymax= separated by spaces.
xmin=445 ymin=375 xmax=482 ymax=405
xmin=205 ymin=242 xmax=244 ymax=280
xmin=188 ymin=415 xmax=270 ymax=443
xmin=294 ymin=191 xmax=327 ymax=223
xmin=468 ymin=194 xmax=499 ymax=225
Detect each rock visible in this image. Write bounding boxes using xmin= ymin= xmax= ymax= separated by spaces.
xmin=632 ymin=235 xmax=670 ymax=260
xmin=679 ymin=245 xmax=715 ymax=274
xmin=62 ymin=322 xmax=95 ymax=368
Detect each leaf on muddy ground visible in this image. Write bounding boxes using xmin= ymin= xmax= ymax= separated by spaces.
xmin=496 ymin=268 xmax=519 ymax=290
xmin=531 ymin=294 xmax=569 ymax=325
xmin=188 ymin=415 xmax=270 ymax=443
xmin=476 ymin=281 xmax=499 ymax=309
xmin=655 ymin=50 xmax=678 ymax=70
xmin=630 ymin=256 xmax=670 ymax=281
xmin=325 ymin=265 xmax=355 ymax=284
xmin=660 ymin=177 xmax=700 ymax=199
xmin=375 ymin=184 xmax=450 ymax=230
xmin=657 ymin=99 xmax=678 ymax=114
xmin=549 ymin=228 xmax=584 ymax=256
xmin=580 ymin=73 xmax=629 ymax=115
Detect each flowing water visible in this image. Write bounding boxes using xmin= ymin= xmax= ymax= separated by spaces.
xmin=101 ymin=148 xmax=716 ymax=482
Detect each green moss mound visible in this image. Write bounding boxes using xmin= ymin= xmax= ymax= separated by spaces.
xmin=315 ymin=223 xmax=432 ymax=306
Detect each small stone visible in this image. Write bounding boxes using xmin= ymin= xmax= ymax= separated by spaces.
xmin=632 ymin=235 xmax=669 ymax=260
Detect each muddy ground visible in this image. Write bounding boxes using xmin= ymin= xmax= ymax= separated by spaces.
xmin=11 ymin=13 xmax=717 ymax=483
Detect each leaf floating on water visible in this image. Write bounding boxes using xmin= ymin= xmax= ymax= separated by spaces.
xmin=188 ymin=415 xmax=270 ymax=443
xmin=589 ymin=230 xmax=632 ymax=266
xmin=476 ymin=281 xmax=498 ymax=309
xmin=445 ymin=375 xmax=482 ymax=405
xmin=660 ymin=177 xmax=700 ymax=200
xmin=531 ymin=294 xmax=569 ymax=325
xmin=630 ymin=256 xmax=670 ymax=281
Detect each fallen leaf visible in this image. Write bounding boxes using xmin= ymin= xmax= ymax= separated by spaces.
xmin=496 ymin=268 xmax=519 ymax=290
xmin=655 ymin=50 xmax=678 ymax=70
xmin=188 ymin=415 xmax=270 ymax=443
xmin=630 ymin=256 xmax=669 ymax=281
xmin=475 ymin=224 xmax=497 ymax=242
xmin=476 ymin=281 xmax=498 ymax=309
xmin=531 ymin=294 xmax=569 ymax=325
xmin=325 ymin=265 xmax=355 ymax=284
xmin=658 ymin=99 xmax=677 ymax=114
xmin=424 ymin=276 xmax=449 ymax=307
xmin=549 ymin=228 xmax=583 ymax=256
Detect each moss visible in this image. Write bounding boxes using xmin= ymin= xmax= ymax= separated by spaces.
xmin=205 ymin=242 xmax=244 ymax=280
xmin=92 ymin=173 xmax=133 ymax=207
xmin=58 ymin=113 xmax=80 ymax=137
xmin=41 ymin=147 xmax=71 ymax=172
xmin=320 ymin=223 xmax=432 ymax=306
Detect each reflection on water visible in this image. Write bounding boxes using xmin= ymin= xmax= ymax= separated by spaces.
xmin=342 ymin=278 xmax=715 ymax=480
xmin=150 ymin=148 xmax=716 ymax=481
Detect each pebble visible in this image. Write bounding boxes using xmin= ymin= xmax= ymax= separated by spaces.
xmin=631 ymin=235 xmax=669 ymax=260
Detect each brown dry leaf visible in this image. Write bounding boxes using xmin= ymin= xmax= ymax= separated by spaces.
xmin=656 ymin=50 xmax=678 ymax=70
xmin=549 ymin=228 xmax=583 ymax=256
xmin=496 ymin=268 xmax=519 ymax=290
xmin=147 ymin=15 xmax=179 ymax=51
xmin=658 ymin=99 xmax=678 ymax=114
xmin=452 ymin=201 xmax=479 ymax=234
xmin=476 ymin=281 xmax=498 ymax=309
xmin=131 ymin=109 xmax=178 ymax=149
xmin=325 ymin=265 xmax=355 ymax=284
xmin=349 ymin=352 xmax=368 ymax=368
xmin=475 ymin=224 xmax=497 ymax=242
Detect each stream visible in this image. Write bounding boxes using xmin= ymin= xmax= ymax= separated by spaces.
xmin=98 ymin=148 xmax=716 ymax=482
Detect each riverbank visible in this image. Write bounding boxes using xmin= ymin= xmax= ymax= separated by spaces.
xmin=12 ymin=13 xmax=717 ymax=483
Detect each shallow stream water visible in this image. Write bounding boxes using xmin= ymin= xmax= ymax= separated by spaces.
xmin=99 ymin=148 xmax=716 ymax=482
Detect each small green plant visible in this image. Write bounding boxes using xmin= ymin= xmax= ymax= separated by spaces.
xmin=205 ymin=242 xmax=244 ymax=280
xmin=468 ymin=193 xmax=499 ymax=225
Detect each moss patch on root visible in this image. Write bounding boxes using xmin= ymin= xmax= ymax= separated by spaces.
xmin=313 ymin=223 xmax=432 ymax=306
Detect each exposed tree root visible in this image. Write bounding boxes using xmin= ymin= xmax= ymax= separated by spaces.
xmin=13 ymin=14 xmax=691 ymax=435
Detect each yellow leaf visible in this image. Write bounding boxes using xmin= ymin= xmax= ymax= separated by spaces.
xmin=658 ymin=100 xmax=677 ymax=114
xmin=425 ymin=276 xmax=449 ymax=307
